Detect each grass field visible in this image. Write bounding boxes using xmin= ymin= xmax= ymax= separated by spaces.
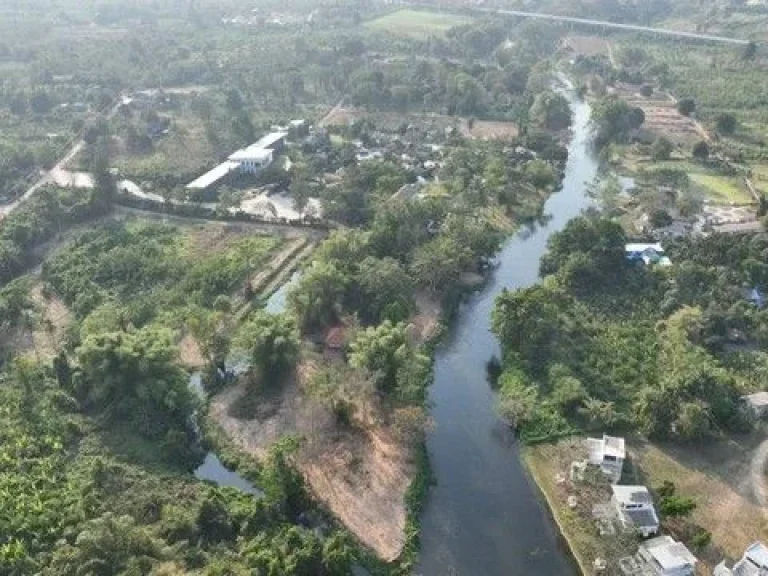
xmin=364 ymin=9 xmax=472 ymax=38
xmin=689 ymin=173 xmax=752 ymax=204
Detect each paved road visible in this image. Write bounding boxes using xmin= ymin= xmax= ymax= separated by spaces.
xmin=463 ymin=6 xmax=751 ymax=45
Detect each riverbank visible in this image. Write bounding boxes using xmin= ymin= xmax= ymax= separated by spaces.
xmin=524 ymin=434 xmax=768 ymax=576
xmin=522 ymin=439 xmax=631 ymax=576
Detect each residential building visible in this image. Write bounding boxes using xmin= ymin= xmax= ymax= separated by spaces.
xmin=638 ymin=535 xmax=697 ymax=576
xmin=743 ymin=392 xmax=768 ymax=418
xmin=611 ymin=485 xmax=660 ymax=537
xmin=186 ymin=130 xmax=287 ymax=190
xmin=587 ymin=434 xmax=625 ymax=483
xmin=625 ymin=243 xmax=672 ymax=267
xmin=228 ymin=148 xmax=273 ymax=173
xmin=715 ymin=541 xmax=768 ymax=575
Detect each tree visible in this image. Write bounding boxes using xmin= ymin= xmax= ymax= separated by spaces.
xmin=651 ymin=137 xmax=673 ymax=161
xmin=497 ymin=370 xmax=538 ymax=427
xmin=592 ymin=96 xmax=645 ymax=146
xmin=188 ymin=309 xmax=231 ymax=372
xmin=743 ymin=40 xmax=757 ymax=61
xmin=677 ymin=98 xmax=696 ymax=117
xmin=658 ymin=495 xmax=697 ymax=518
xmin=355 ymin=256 xmax=414 ymax=323
xmin=348 ymin=320 xmax=427 ymax=395
xmin=74 ymin=326 xmax=196 ymax=447
xmin=715 ymin=113 xmax=737 ymax=136
xmin=288 ymin=262 xmax=348 ymax=332
xmin=529 ymin=90 xmax=572 ymax=131
xmin=48 ymin=514 xmax=166 ymax=575
xmin=235 ymin=312 xmax=300 ymax=379
xmin=692 ymin=140 xmax=709 ymax=160
xmin=540 ymin=216 xmax=627 ymax=279
xmin=410 ymin=235 xmax=472 ymax=292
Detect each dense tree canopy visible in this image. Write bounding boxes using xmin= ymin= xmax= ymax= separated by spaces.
xmin=493 ymin=217 xmax=762 ymax=442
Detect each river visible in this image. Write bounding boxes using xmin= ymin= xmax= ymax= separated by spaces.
xmin=417 ymin=84 xmax=596 ymax=575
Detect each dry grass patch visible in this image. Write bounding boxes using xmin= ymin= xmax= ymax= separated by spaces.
xmin=208 ymin=356 xmax=418 ymax=561
xmin=632 ymin=437 xmax=768 ymax=567
xmin=29 ymin=283 xmax=71 ymax=360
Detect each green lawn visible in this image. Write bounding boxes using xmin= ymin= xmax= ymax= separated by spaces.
xmin=689 ymin=172 xmax=753 ymax=204
xmin=364 ymin=9 xmax=472 ymax=38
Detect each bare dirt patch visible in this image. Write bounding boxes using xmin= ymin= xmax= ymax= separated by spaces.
xmin=411 ymin=290 xmax=442 ymax=345
xmin=29 ymin=283 xmax=71 ymax=359
xmin=561 ymin=35 xmax=612 ymax=57
xmin=611 ymin=84 xmax=708 ymax=145
xmin=208 ymin=358 xmax=416 ymax=561
xmin=301 ymin=426 xmax=413 ymax=561
xmin=178 ymin=333 xmax=205 ymax=369
xmin=320 ymin=107 xmax=518 ymax=141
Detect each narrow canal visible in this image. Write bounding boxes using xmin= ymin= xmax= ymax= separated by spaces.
xmin=417 ymin=83 xmax=596 ymax=575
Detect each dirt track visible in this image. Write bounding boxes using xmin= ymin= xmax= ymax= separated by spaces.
xmin=750 ymin=437 xmax=768 ymax=507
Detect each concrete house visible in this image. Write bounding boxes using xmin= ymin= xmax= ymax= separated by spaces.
xmin=743 ymin=392 xmax=768 ymax=418
xmin=587 ymin=434 xmax=625 ymax=483
xmin=715 ymin=541 xmax=768 ymax=575
xmin=625 ymin=243 xmax=672 ymax=267
xmin=611 ymin=485 xmax=660 ymax=537
xmin=638 ymin=536 xmax=697 ymax=576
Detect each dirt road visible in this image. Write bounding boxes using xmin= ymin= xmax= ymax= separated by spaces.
xmin=0 ymin=98 xmax=123 ymax=218
xmin=750 ymin=437 xmax=768 ymax=507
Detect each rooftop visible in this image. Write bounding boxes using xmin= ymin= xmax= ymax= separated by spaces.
xmin=745 ymin=541 xmax=768 ymax=567
xmin=641 ymin=535 xmax=697 ymax=571
xmin=743 ymin=392 xmax=768 ymax=408
xmin=252 ymin=131 xmax=288 ymax=149
xmin=623 ymin=507 xmax=659 ymax=529
xmin=625 ymin=243 xmax=664 ymax=254
xmin=186 ymin=160 xmax=240 ymax=189
xmin=229 ymin=148 xmax=273 ymax=162
xmin=612 ymin=485 xmax=652 ymax=505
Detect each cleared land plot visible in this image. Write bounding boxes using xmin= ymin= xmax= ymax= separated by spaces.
xmin=321 ymin=107 xmax=518 ymax=140
xmin=364 ymin=9 xmax=472 ymax=38
xmin=209 ymin=357 xmax=415 ymax=561
xmin=111 ymin=113 xmax=216 ymax=182
xmin=690 ymin=173 xmax=753 ymax=204
xmin=635 ymin=160 xmax=754 ymax=205
xmin=633 ymin=438 xmax=768 ymax=569
xmin=562 ymin=35 xmax=612 ymax=57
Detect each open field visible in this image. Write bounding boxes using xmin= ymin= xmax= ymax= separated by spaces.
xmin=364 ymin=9 xmax=473 ymax=38
xmin=525 ymin=434 xmax=768 ymax=575
xmin=611 ymin=84 xmax=706 ymax=145
xmin=321 ymin=106 xmax=518 ymax=140
xmin=632 ymin=437 xmax=768 ymax=567
xmin=690 ymin=172 xmax=752 ymax=204
xmin=561 ymin=35 xmax=612 ymax=57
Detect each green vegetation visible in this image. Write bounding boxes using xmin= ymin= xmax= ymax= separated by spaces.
xmin=43 ymin=221 xmax=280 ymax=322
xmin=0 ymin=355 xmax=355 ymax=573
xmin=364 ymin=9 xmax=473 ymax=38
xmin=689 ymin=172 xmax=751 ymax=204
xmin=493 ymin=215 xmax=767 ymax=442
